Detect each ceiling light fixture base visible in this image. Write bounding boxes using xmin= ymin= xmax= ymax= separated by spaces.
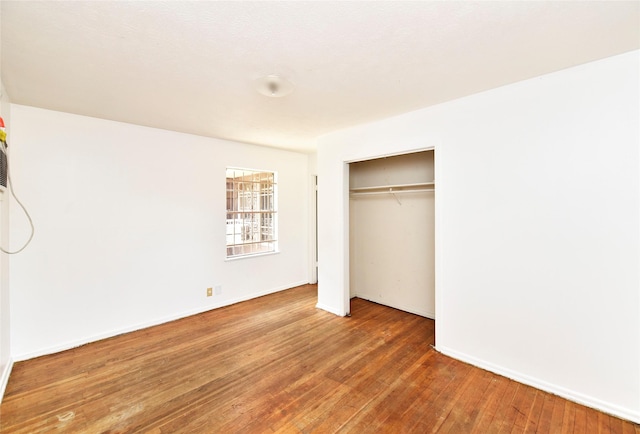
xmin=255 ymin=75 xmax=294 ymax=98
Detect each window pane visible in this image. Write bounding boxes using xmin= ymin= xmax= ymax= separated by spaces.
xmin=226 ymin=168 xmax=277 ymax=257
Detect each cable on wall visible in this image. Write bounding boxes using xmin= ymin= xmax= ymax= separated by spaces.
xmin=0 ymin=118 xmax=35 ymax=254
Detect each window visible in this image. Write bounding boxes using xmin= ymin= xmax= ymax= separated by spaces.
xmin=226 ymin=168 xmax=277 ymax=258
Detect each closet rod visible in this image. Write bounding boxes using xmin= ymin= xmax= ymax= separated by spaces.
xmin=350 ymin=188 xmax=434 ymax=197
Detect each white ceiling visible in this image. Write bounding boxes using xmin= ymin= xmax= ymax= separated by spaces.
xmin=1 ymin=1 xmax=638 ymax=153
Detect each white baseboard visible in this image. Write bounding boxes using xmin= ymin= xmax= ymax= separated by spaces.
xmin=0 ymin=357 xmax=14 ymax=404
xmin=14 ymin=281 xmax=308 ymax=362
xmin=355 ymin=294 xmax=435 ymax=319
xmin=315 ymin=302 xmax=346 ymax=317
xmin=437 ymin=345 xmax=640 ymax=425
xmin=318 ymin=295 xmax=435 ymax=319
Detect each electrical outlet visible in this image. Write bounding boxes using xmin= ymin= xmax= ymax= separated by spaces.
xmin=215 ymin=285 xmax=222 ymax=296
xmin=206 ymin=287 xmax=213 ymax=297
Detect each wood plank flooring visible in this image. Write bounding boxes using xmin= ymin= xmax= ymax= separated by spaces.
xmin=1 ymin=284 xmax=637 ymax=433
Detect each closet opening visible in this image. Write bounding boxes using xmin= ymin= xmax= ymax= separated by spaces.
xmin=348 ymin=149 xmax=435 ymax=319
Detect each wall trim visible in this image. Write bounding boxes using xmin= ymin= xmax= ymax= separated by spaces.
xmin=0 ymin=357 xmax=14 ymax=404
xmin=308 ymin=173 xmax=318 ymax=285
xmin=14 ymin=281 xmax=307 ymax=362
xmin=355 ymin=295 xmax=434 ymax=320
xmin=315 ymin=302 xmax=346 ymax=317
xmin=344 ymin=145 xmax=436 ymax=165
xmin=437 ymin=345 xmax=640 ymax=425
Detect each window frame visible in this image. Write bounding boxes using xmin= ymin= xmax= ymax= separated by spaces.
xmin=225 ymin=167 xmax=278 ymax=259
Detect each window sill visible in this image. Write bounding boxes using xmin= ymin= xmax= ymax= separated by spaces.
xmin=225 ymin=250 xmax=280 ymax=262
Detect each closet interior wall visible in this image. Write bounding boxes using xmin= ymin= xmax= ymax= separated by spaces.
xmin=349 ymin=150 xmax=435 ymax=318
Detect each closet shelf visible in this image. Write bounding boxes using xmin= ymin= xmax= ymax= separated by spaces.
xmin=349 ymin=181 xmax=434 ymax=192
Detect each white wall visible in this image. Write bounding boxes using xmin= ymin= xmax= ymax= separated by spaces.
xmin=0 ymin=79 xmax=12 ymax=401
xmin=317 ymin=50 xmax=640 ymax=422
xmin=9 ymin=105 xmax=310 ymax=359
xmin=350 ymin=192 xmax=435 ymax=316
xmin=0 ymin=3 xmax=10 ymax=402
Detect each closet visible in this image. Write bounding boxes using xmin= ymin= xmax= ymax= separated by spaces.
xmin=349 ymin=150 xmax=435 ymax=318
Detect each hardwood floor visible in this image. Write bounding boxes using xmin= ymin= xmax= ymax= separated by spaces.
xmin=1 ymin=284 xmax=637 ymax=433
